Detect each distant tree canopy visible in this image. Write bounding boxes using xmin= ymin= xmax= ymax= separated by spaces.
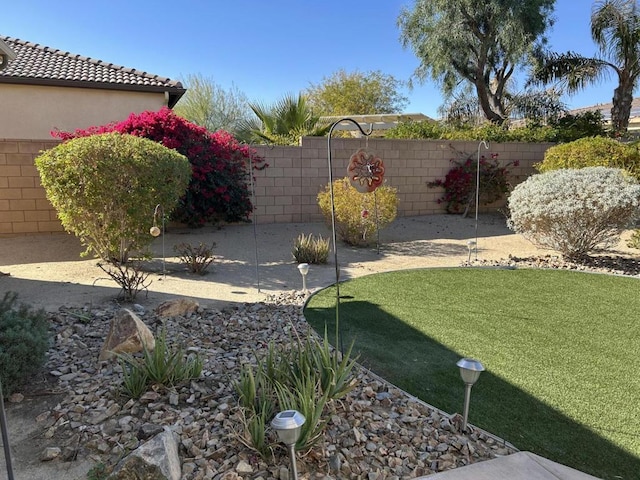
xmin=398 ymin=0 xmax=555 ymax=125
xmin=531 ymin=0 xmax=640 ymax=132
xmin=173 ymin=73 xmax=252 ymax=135
xmin=305 ymin=69 xmax=408 ymax=116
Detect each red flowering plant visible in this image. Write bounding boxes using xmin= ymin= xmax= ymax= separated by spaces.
xmin=428 ymin=150 xmax=519 ymax=215
xmin=52 ymin=108 xmax=267 ymax=226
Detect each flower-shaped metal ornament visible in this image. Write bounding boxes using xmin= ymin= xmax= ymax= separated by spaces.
xmin=347 ymin=148 xmax=385 ymax=193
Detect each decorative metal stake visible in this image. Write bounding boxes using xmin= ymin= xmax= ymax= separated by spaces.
xmin=0 ymin=379 xmax=15 ymax=480
xmin=151 ymin=204 xmax=166 ymax=275
xmin=327 ymin=118 xmax=374 ymax=353
xmin=474 ymin=141 xmax=489 ymax=260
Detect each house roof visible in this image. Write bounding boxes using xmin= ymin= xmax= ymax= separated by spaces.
xmin=0 ymin=36 xmax=185 ymax=107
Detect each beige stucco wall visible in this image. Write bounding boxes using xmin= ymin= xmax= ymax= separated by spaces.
xmin=0 ymin=83 xmax=168 ymax=140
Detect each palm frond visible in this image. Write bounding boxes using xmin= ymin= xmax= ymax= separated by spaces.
xmin=532 ymin=52 xmax=612 ymax=93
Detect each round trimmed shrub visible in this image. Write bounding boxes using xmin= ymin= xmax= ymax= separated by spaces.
xmin=507 ymin=167 xmax=640 ymax=259
xmin=36 ymin=132 xmax=191 ymax=263
xmin=537 ymin=137 xmax=640 ymax=180
xmin=0 ymin=292 xmax=49 ymax=397
xmin=317 ymin=177 xmax=398 ymax=246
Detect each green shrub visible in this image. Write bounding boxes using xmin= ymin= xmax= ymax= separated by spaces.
xmin=118 ymin=329 xmax=203 ymax=399
xmin=537 ymin=137 xmax=640 ymax=180
xmin=317 ymin=177 xmax=398 ymax=246
xmin=385 ymin=120 xmax=445 ymax=139
xmin=548 ymin=111 xmax=607 ymax=142
xmin=507 ymin=167 xmax=640 ymax=259
xmin=0 ymin=292 xmax=49 ymax=397
xmin=36 ymin=132 xmax=191 ymax=264
xmin=385 ymin=113 xmax=605 ymax=143
xmin=291 ymin=233 xmax=330 ymax=264
xmin=174 ymin=242 xmax=216 ymax=275
xmin=234 ymin=332 xmax=358 ymax=455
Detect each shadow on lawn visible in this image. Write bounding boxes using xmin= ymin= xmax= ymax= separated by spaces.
xmin=304 ymin=297 xmax=639 ymax=480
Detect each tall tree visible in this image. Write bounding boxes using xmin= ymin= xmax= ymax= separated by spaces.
xmin=173 ymin=73 xmax=252 ymax=134
xmin=237 ymin=93 xmax=331 ymax=145
xmin=532 ymin=0 xmax=640 ymax=132
xmin=305 ymin=69 xmax=408 ymax=115
xmin=398 ymin=0 xmax=555 ymax=124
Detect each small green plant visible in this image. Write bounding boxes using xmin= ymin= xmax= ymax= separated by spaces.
xmin=0 ymin=292 xmax=50 ymax=397
xmin=118 ymin=329 xmax=203 ymax=399
xmin=86 ymin=462 xmax=109 ymax=480
xmin=97 ymin=261 xmax=151 ymax=302
xmin=317 ymin=177 xmax=398 ymax=246
xmin=174 ymin=242 xmax=216 ymax=274
xmin=292 ymin=233 xmax=330 ymax=264
xmin=233 ymin=331 xmax=358 ymax=455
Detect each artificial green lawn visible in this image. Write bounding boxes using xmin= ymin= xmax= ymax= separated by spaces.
xmin=303 ymin=268 xmax=640 ymax=480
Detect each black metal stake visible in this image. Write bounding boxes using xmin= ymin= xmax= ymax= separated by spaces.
xmin=0 ymin=380 xmax=15 ymax=480
xmin=327 ymin=118 xmax=374 ymax=353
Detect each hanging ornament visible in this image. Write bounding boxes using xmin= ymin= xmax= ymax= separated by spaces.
xmin=347 ymin=148 xmax=385 ymax=193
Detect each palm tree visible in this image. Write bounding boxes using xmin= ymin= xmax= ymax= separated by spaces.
xmin=532 ymin=0 xmax=640 ymax=132
xmin=237 ymin=93 xmax=331 ymax=145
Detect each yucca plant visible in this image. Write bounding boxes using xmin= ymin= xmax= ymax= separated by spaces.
xmin=292 ymin=233 xmax=330 ymax=264
xmin=118 ymin=330 xmax=203 ymax=399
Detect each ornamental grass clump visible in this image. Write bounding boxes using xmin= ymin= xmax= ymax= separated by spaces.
xmin=507 ymin=167 xmax=640 ymax=259
xmin=317 ymin=177 xmax=398 ymax=246
xmin=233 ymin=331 xmax=358 ymax=457
xmin=291 ymin=233 xmax=330 ymax=264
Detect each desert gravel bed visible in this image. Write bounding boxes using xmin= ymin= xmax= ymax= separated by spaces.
xmin=33 ymin=292 xmax=515 ymax=480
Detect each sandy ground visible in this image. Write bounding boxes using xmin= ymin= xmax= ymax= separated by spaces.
xmin=0 ymin=213 xmax=559 ymax=312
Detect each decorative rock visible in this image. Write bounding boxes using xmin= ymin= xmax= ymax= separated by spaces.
xmin=155 ymin=298 xmax=199 ymax=318
xmin=40 ymin=447 xmax=61 ymax=461
xmin=108 ymin=429 xmax=181 ymax=480
xmin=236 ymin=459 xmax=253 ymax=473
xmin=7 ymin=393 xmax=24 ymax=403
xmin=98 ymin=309 xmax=155 ymax=361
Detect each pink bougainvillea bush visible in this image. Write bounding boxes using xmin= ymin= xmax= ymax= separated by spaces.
xmin=53 ymin=108 xmax=267 ymax=226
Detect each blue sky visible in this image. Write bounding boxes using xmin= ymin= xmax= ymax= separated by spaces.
xmin=3 ymin=1 xmax=620 ymax=118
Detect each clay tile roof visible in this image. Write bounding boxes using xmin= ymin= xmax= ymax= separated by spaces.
xmin=0 ymin=36 xmax=185 ymax=107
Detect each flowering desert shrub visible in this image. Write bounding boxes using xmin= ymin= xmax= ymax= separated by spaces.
xmin=317 ymin=177 xmax=398 ymax=246
xmin=53 ymin=108 xmax=266 ymax=226
xmin=507 ymin=167 xmax=640 ymax=259
xmin=428 ymin=153 xmax=519 ymax=215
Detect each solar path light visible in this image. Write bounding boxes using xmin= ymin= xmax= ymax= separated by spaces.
xmin=456 ymin=357 xmax=485 ymax=432
xmin=297 ymin=263 xmax=310 ymax=292
xmin=271 ymin=410 xmax=305 ymax=480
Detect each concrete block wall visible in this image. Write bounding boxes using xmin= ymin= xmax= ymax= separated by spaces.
xmin=252 ymin=137 xmax=553 ymax=224
xmin=0 ymin=139 xmax=62 ymax=234
xmin=0 ymin=137 xmax=553 ymax=234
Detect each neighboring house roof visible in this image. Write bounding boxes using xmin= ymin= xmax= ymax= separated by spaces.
xmin=568 ymin=98 xmax=640 ymax=130
xmin=321 ymin=113 xmax=433 ymax=131
xmin=0 ymin=36 xmax=185 ymax=107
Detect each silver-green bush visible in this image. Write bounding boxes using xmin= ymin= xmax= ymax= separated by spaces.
xmin=507 ymin=167 xmax=640 ymax=259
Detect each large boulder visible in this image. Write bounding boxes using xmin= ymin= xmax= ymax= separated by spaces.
xmin=107 ymin=428 xmax=181 ymax=480
xmin=99 ymin=309 xmax=155 ymax=361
